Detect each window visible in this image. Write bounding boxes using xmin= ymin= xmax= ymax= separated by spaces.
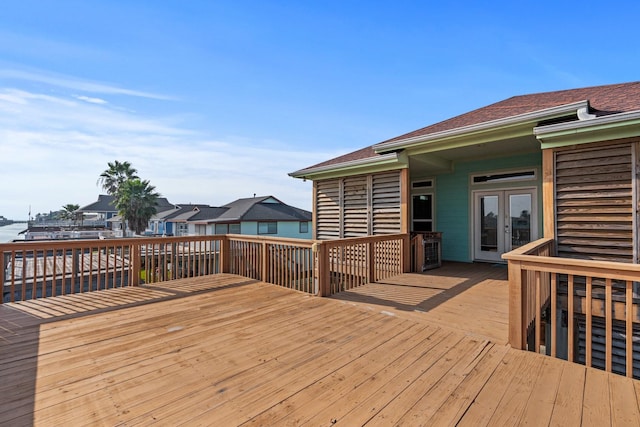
xmin=412 ymin=180 xmax=434 ymax=189
xmin=299 ymin=221 xmax=309 ymax=234
xmin=472 ymin=169 xmax=536 ymax=184
xmin=258 ymin=222 xmax=277 ymax=234
xmin=412 ymin=194 xmax=433 ymax=232
xmin=177 ymin=223 xmax=189 ymax=236
xmin=229 ymin=223 xmax=241 ymax=234
xmin=215 ymin=224 xmax=228 ymax=235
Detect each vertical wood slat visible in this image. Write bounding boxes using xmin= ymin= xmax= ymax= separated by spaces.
xmin=535 ymin=271 xmax=541 ymax=353
xmin=51 ymin=249 xmax=57 ymax=297
xmin=33 ymin=249 xmax=38 ymax=299
xmin=626 ymin=280 xmax=633 ymax=377
xmin=10 ymin=251 xmax=16 ymax=303
xmin=551 ymin=272 xmax=557 ymax=357
xmin=605 ymin=278 xmax=613 ymax=373
xmin=568 ymin=274 xmax=574 ymax=362
xmin=586 ymin=277 xmax=592 ymax=368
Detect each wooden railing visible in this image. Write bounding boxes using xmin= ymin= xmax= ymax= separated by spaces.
xmin=2 ymin=233 xmax=410 ymax=303
xmin=504 ymin=238 xmax=640 ymax=378
xmin=0 ymin=236 xmax=224 ymax=303
xmin=224 ymin=235 xmax=316 ymax=294
xmin=315 ymin=234 xmax=408 ymax=296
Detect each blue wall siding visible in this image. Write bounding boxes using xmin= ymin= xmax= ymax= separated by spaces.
xmin=238 ymin=221 xmax=312 ymax=239
xmin=433 ymin=152 xmax=542 ymax=262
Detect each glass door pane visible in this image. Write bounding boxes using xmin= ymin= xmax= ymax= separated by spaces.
xmin=508 ymin=193 xmax=532 ymax=250
xmin=480 ymin=195 xmax=499 ymax=252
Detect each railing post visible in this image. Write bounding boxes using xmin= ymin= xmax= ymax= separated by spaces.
xmin=314 ymin=242 xmax=329 ymax=296
xmin=367 ymin=241 xmax=376 ymax=284
xmin=131 ymin=242 xmax=140 ymax=286
xmin=261 ymin=242 xmax=269 ymax=283
xmin=1 ymin=250 xmax=6 ymax=304
xmin=402 ymin=234 xmax=411 ymax=273
xmin=220 ymin=237 xmax=231 ymax=274
xmin=508 ymin=259 xmax=526 ymax=349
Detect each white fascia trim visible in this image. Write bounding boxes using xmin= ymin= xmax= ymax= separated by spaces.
xmin=534 ymin=109 xmax=640 ymax=135
xmin=289 ymin=152 xmax=401 ymax=178
xmin=373 ymin=100 xmax=589 ymax=153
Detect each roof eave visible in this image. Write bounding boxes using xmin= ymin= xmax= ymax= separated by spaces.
xmin=373 ymin=101 xmax=589 ymax=154
xmin=535 ymin=110 xmax=640 ymax=149
xmin=289 ymin=151 xmax=407 ymax=181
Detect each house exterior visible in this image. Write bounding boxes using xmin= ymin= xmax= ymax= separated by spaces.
xmin=163 ymin=196 xmax=312 ymax=239
xmin=290 ymin=81 xmax=640 ymax=264
xmin=79 ymin=194 xmax=175 ymax=235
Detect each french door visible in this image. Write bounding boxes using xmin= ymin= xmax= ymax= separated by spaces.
xmin=474 ymin=189 xmax=537 ymax=262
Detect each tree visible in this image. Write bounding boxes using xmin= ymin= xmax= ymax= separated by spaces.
xmin=97 ymin=161 xmax=139 ymax=196
xmin=60 ymin=203 xmax=81 ymax=225
xmin=115 ymin=179 xmax=160 ymax=235
xmin=98 ymin=160 xmax=140 ymax=234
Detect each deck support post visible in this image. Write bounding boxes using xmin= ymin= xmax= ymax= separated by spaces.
xmin=402 ymin=233 xmax=411 ymax=273
xmin=367 ymin=241 xmax=376 ymax=284
xmin=315 ymin=242 xmax=329 ymax=296
xmin=220 ymin=237 xmax=230 ymax=274
xmin=508 ymin=259 xmax=526 ymax=349
xmin=131 ymin=243 xmax=140 ymax=286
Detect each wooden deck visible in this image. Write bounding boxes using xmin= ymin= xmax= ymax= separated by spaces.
xmin=1 ymin=264 xmax=640 ymax=426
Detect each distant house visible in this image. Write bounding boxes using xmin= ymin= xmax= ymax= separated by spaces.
xmin=77 ymin=195 xmax=119 ymax=227
xmin=164 ymin=196 xmax=312 ymax=239
xmin=157 ymin=204 xmax=226 ymax=236
xmin=78 ymin=194 xmax=175 ymax=233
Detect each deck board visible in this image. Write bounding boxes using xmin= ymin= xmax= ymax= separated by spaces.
xmin=1 ymin=265 xmax=639 ymax=425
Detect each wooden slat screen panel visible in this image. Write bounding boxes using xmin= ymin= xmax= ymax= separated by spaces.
xmin=372 ymin=171 xmax=402 ymax=235
xmin=555 ymin=143 xmax=634 ymax=262
xmin=315 ymin=171 xmax=403 ymax=239
xmin=316 ymin=179 xmax=341 ymax=240
xmin=343 ymin=175 xmax=369 ymax=237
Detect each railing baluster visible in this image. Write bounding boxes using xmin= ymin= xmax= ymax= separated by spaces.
xmin=568 ymin=274 xmax=574 ymax=363
xmin=535 ymin=271 xmax=541 ymax=353
xmin=626 ymin=280 xmax=633 ymax=377
xmin=605 ymin=278 xmax=613 ymax=373
xmin=551 ymin=272 xmax=557 ymax=358
xmin=586 ymin=276 xmax=592 ymax=368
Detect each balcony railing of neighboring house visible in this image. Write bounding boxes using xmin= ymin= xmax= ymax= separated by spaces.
xmin=1 ymin=233 xmax=410 ymax=304
xmin=503 ymin=238 xmax=640 ymax=379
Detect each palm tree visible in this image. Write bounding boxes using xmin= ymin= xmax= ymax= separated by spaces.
xmin=60 ymin=203 xmax=81 ymax=225
xmin=98 ymin=161 xmax=139 ymax=235
xmin=115 ymin=179 xmax=160 ymax=235
xmin=97 ymin=161 xmax=139 ymax=196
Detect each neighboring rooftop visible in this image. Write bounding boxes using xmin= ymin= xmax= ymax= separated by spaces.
xmin=158 ymin=196 xmax=311 ymax=224
xmin=78 ymin=195 xmax=175 ymax=213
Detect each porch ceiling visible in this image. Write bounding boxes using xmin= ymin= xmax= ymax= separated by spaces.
xmin=408 ymin=134 xmax=540 ymax=175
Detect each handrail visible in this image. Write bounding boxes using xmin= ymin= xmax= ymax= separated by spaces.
xmin=2 ymin=233 xmax=411 ymax=303
xmin=504 ymin=237 xmax=640 ymax=379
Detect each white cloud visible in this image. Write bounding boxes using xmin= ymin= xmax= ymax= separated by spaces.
xmin=0 ymin=87 xmax=335 ymax=220
xmin=0 ymin=68 xmax=174 ymax=100
xmin=74 ymin=95 xmax=108 ymax=105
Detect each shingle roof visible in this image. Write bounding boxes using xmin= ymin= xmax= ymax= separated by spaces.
xmin=78 ymin=195 xmax=117 ymax=212
xmin=160 ymin=197 xmax=311 ymax=224
xmin=296 ymin=81 xmax=640 ymax=173
xmin=208 ymin=196 xmax=311 ymax=223
xmin=79 ymin=195 xmax=175 ymax=213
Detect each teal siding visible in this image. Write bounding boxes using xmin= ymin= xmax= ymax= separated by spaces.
xmin=433 ymin=152 xmax=542 ymax=262
xmin=209 ymin=221 xmax=311 ymax=239
xmin=240 ymin=221 xmax=312 ymax=239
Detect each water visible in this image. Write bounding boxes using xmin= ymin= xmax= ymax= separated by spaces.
xmin=0 ymin=223 xmax=27 ymax=242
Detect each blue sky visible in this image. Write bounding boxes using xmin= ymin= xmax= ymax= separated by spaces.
xmin=1 ymin=1 xmax=639 ymax=220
